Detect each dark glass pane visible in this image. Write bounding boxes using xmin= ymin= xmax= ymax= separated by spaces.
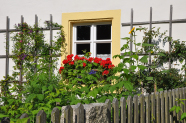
xmin=96 ymin=43 xmax=111 ymax=54
xmin=77 ymin=44 xmax=90 ymax=55
xmin=77 ymin=25 xmax=91 ymax=40
xmin=96 ymin=24 xmax=111 ymax=40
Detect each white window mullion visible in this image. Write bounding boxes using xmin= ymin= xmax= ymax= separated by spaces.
xmin=91 ymin=24 xmax=94 ymax=58
xmin=73 ymin=26 xmax=76 ymax=56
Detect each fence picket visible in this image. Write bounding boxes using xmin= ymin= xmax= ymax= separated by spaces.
xmin=176 ymin=88 xmax=180 ymax=122
xmin=155 ymin=92 xmax=160 ymax=123
xmin=145 ymin=93 xmax=150 ymax=123
xmin=168 ymin=89 xmax=173 ymax=123
xmin=164 ymin=90 xmax=169 ymax=123
xmin=133 ymin=95 xmax=138 ymax=123
xmin=120 ymin=97 xmax=126 ymax=123
xmin=112 ymin=98 xmax=119 ymax=123
xmin=64 ymin=105 xmax=73 ymax=123
xmin=127 ymin=96 xmax=132 ymax=123
xmin=105 ymin=99 xmax=111 ymax=123
xmin=160 ymin=91 xmax=165 ymax=123
xmin=183 ymin=88 xmax=186 ymax=123
xmin=51 ymin=107 xmax=60 ymax=123
xmin=172 ymin=89 xmax=176 ymax=123
xmin=151 ymin=92 xmax=155 ymax=123
xmin=36 ymin=110 xmax=46 ymax=123
xmin=139 ymin=94 xmax=144 ymax=123
xmin=75 ymin=103 xmax=84 ymax=123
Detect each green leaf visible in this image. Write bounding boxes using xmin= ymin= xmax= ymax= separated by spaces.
xmin=137 ymin=65 xmax=147 ymax=71
xmin=158 ymin=88 xmax=163 ymax=92
xmin=150 ymin=66 xmax=157 ymax=69
xmin=176 ymin=106 xmax=181 ymax=113
xmin=123 ymin=81 xmax=133 ymax=91
xmin=161 ymin=70 xmax=170 ymax=73
xmin=37 ymin=94 xmax=44 ymax=101
xmin=169 ymin=106 xmax=176 ymax=112
xmin=132 ymin=54 xmax=138 ymax=60
xmin=142 ymin=43 xmax=154 ymax=47
xmin=157 ymin=53 xmax=166 ymax=56
xmin=146 ymin=77 xmax=153 ymax=80
xmin=140 ymin=55 xmax=148 ymax=63
xmin=121 ymin=44 xmax=129 ymax=51
xmin=54 ymin=98 xmax=61 ymax=102
xmin=26 ymin=94 xmax=36 ymax=102
xmin=97 ymin=96 xmax=108 ymax=103
xmin=121 ymin=37 xmax=130 ymax=40
xmin=180 ymin=113 xmax=186 ymax=121
xmin=29 ymin=105 xmax=33 ymax=110
xmin=136 ymin=43 xmax=141 ymax=46
xmin=93 ymin=62 xmax=98 ymax=66
xmin=130 ymin=65 xmax=137 ymax=71
xmin=8 ymin=99 xmax=15 ymax=105
xmin=42 ymin=86 xmax=48 ymax=92
xmin=15 ymin=117 xmax=30 ymax=123
xmin=123 ymin=69 xmax=129 ymax=74
xmin=48 ymin=85 xmax=53 ymax=91
xmin=109 ymin=85 xmax=117 ymax=93
xmin=88 ymin=64 xmax=92 ymax=67
xmin=87 ymin=89 xmax=98 ymax=99
xmin=0 ymin=114 xmax=9 ymax=118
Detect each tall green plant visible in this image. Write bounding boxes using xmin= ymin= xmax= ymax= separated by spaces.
xmin=0 ymin=21 xmax=66 ymax=122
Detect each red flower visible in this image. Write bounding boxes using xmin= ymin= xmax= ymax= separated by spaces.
xmin=100 ymin=60 xmax=106 ymax=67
xmin=67 ymin=54 xmax=73 ymax=61
xmin=108 ymin=64 xmax=115 ymax=69
xmin=88 ymin=57 xmax=94 ymax=62
xmin=81 ymin=57 xmax=85 ymax=60
xmin=63 ymin=59 xmax=68 ymax=64
xmin=102 ymin=70 xmax=109 ymax=75
xmin=59 ymin=69 xmax=62 ymax=74
xmin=83 ymin=63 xmax=86 ymax=67
xmin=69 ymin=61 xmax=74 ymax=65
xmin=74 ymin=55 xmax=80 ymax=61
xmin=94 ymin=57 xmax=102 ymax=64
xmin=59 ymin=67 xmax=65 ymax=74
xmin=106 ymin=58 xmax=110 ymax=61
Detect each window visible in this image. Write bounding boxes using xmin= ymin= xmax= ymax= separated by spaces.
xmin=72 ymin=22 xmax=112 ymax=60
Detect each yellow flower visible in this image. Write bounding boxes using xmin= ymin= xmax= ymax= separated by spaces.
xmin=151 ymin=51 xmax=154 ymax=54
xmin=129 ymin=27 xmax=135 ymax=34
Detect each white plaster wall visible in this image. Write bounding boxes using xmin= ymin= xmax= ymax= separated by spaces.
xmin=0 ymin=0 xmax=186 ymax=97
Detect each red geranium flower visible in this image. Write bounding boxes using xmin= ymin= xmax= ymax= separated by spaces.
xmin=59 ymin=67 xmax=65 ymax=74
xmin=63 ymin=59 xmax=68 ymax=64
xmin=88 ymin=57 xmax=94 ymax=62
xmin=108 ymin=64 xmax=115 ymax=69
xmin=74 ymin=55 xmax=80 ymax=61
xmin=83 ymin=63 xmax=86 ymax=67
xmin=69 ymin=61 xmax=74 ymax=65
xmin=102 ymin=70 xmax=109 ymax=75
xmin=106 ymin=58 xmax=110 ymax=61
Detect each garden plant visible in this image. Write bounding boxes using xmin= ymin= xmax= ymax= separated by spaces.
xmin=0 ymin=21 xmax=185 ymax=123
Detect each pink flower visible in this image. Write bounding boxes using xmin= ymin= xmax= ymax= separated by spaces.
xmin=19 ymin=40 xmax=22 ymax=43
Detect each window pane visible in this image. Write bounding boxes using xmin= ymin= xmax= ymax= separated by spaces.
xmin=77 ymin=25 xmax=91 ymax=40
xmin=96 ymin=24 xmax=111 ymax=40
xmin=96 ymin=43 xmax=111 ymax=60
xmin=77 ymin=44 xmax=90 ymax=56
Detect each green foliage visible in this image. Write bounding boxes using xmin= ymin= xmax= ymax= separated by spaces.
xmin=170 ymin=98 xmax=186 ymax=121
xmin=0 ymin=23 xmax=186 ymax=122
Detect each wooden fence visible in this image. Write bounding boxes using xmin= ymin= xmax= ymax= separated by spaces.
xmin=1 ymin=87 xmax=186 ymax=123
